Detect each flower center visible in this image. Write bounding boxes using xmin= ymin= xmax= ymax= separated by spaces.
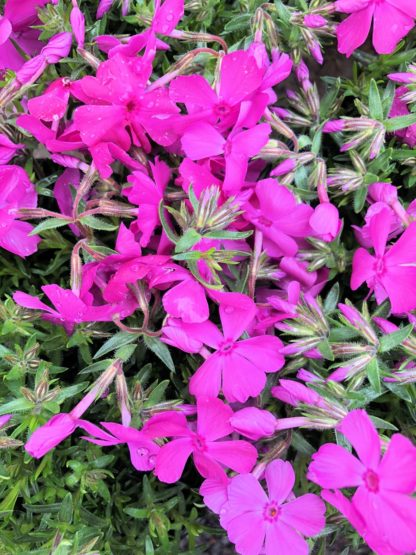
xmin=257 ymin=215 xmax=273 ymax=228
xmin=363 ymin=469 xmax=380 ymax=492
xmin=191 ymin=433 xmax=207 ymax=452
xmin=375 ymin=257 xmax=385 ymax=275
xmin=215 ymin=101 xmax=231 ymax=117
xmin=263 ymin=501 xmax=280 ymax=522
xmin=219 ymin=339 xmax=236 ymax=354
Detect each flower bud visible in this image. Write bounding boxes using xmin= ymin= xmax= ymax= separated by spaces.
xmin=230 ymin=407 xmax=277 ymax=440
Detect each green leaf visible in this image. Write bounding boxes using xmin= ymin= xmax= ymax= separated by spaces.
xmin=353 ymin=186 xmax=368 ymax=213
xmin=369 ymin=415 xmax=398 ymax=431
xmin=147 ymin=380 xmax=170 ymax=404
xmin=143 ymin=335 xmax=175 ymax=373
xmin=384 ymin=113 xmax=416 ymax=131
xmin=379 ymin=324 xmax=413 ymax=352
xmin=175 ymin=229 xmax=202 ymax=253
xmin=58 ymin=493 xmax=73 ymax=524
xmin=317 ymin=338 xmax=334 ymax=361
xmin=368 ymin=79 xmax=383 ymax=120
xmin=366 ymin=357 xmax=381 ymax=393
xmin=79 ymin=215 xmax=118 ymax=231
xmin=0 ymin=398 xmax=33 ymax=415
xmin=324 ymin=283 xmax=340 ymax=313
xmin=204 ymin=230 xmax=252 ymax=240
xmin=94 ymin=332 xmax=137 ymax=359
xmin=29 ymin=218 xmax=69 ymax=236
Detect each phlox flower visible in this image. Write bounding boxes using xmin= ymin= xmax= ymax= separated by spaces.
xmin=0 ymin=134 xmax=24 ymax=164
xmin=81 ymin=421 xmax=160 ymax=471
xmin=351 ymin=207 xmax=416 ymax=313
xmin=0 ymin=165 xmax=40 ymax=257
xmin=143 ymin=397 xmax=258 ymax=483
xmin=336 ymin=0 xmax=416 ymax=57
xmin=308 ymin=409 xmax=416 ymax=554
xmin=123 ymin=158 xmax=170 ymax=247
xmin=182 ymin=293 xmax=284 ymax=403
xmin=388 ymin=86 xmax=416 ymax=148
xmin=221 ymin=459 xmax=325 ymax=555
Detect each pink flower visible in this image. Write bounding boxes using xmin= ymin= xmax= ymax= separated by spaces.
xmin=81 ymin=421 xmax=160 ymax=471
xmin=245 ymin=179 xmax=313 ymax=257
xmin=0 ymin=134 xmax=24 ymax=164
xmin=335 ymin=0 xmax=416 ymax=57
xmin=310 ymin=202 xmax=342 ymax=242
xmin=230 ymin=407 xmax=277 ymax=440
xmin=70 ymin=6 xmax=85 ymax=49
xmin=308 ymin=409 xmax=416 ymax=554
xmin=0 ymin=414 xmax=12 ymax=430
xmin=0 ymin=165 xmax=40 ymax=257
xmin=181 ymin=122 xmax=271 ymax=192
xmin=186 ymin=294 xmax=284 ymax=402
xmin=351 ymin=207 xmax=416 ymax=313
xmin=388 ymin=86 xmax=416 ymax=148
xmin=162 ymin=278 xmax=209 ymax=323
xmin=143 ymin=397 xmax=258 ymax=483
xmin=123 ymin=158 xmax=170 ymax=247
xmin=221 ymin=459 xmax=325 ymax=555
xmin=25 ymin=361 xmax=121 ymax=458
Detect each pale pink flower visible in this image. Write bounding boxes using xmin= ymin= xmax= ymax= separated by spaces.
xmin=221 ymin=459 xmax=325 ymax=555
xmin=143 ymin=397 xmax=257 ymax=483
xmin=308 ymin=409 xmax=416 ymax=554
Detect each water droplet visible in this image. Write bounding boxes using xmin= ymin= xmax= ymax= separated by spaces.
xmin=137 ymin=447 xmax=149 ymax=457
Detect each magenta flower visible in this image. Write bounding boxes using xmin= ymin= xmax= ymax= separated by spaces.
xmin=0 ymin=134 xmax=24 ymax=164
xmin=123 ymin=158 xmax=170 ymax=247
xmin=310 ymin=202 xmax=341 ymax=242
xmin=244 ymin=179 xmax=313 ymax=257
xmin=308 ymin=409 xmax=416 ymax=554
xmin=143 ymin=397 xmax=258 ymax=483
xmin=162 ymin=278 xmax=209 ymax=323
xmin=388 ymin=86 xmax=416 ymax=148
xmin=230 ymin=407 xmax=277 ymax=440
xmin=351 ymin=207 xmax=416 ymax=313
xmin=0 ymin=165 xmax=40 ymax=257
xmin=181 ymin=122 xmax=271 ymax=192
xmin=0 ymin=414 xmax=12 ymax=430
xmin=221 ymin=459 xmax=325 ymax=555
xmin=81 ymin=421 xmax=160 ymax=471
xmin=335 ymin=0 xmax=416 ymax=57
xmin=186 ymin=294 xmax=284 ymax=403
xmin=14 ymin=283 xmax=136 ymax=334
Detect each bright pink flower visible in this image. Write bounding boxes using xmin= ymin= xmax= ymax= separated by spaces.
xmin=13 ymin=282 xmax=136 ymax=333
xmin=200 ymin=471 xmax=230 ymax=514
xmin=143 ymin=397 xmax=258 ymax=483
xmin=351 ymin=207 xmax=416 ymax=313
xmin=0 ymin=165 xmax=40 ymax=257
xmin=221 ymin=459 xmax=325 ymax=555
xmin=310 ymin=202 xmax=341 ymax=242
xmin=162 ymin=278 xmax=209 ymax=323
xmin=123 ymin=158 xmax=170 ymax=247
xmin=388 ymin=86 xmax=416 ymax=148
xmin=181 ymin=122 xmax=271 ymax=192
xmin=230 ymin=407 xmax=277 ymax=440
xmin=244 ymin=179 xmax=313 ymax=257
xmin=25 ymin=361 xmax=121 ymax=458
xmin=308 ymin=409 xmax=416 ymax=554
xmin=304 ymin=14 xmax=327 ymax=28
xmin=0 ymin=134 xmax=24 ymax=164
xmin=187 ymin=294 xmax=284 ymax=402
xmin=70 ymin=6 xmax=85 ymax=49
xmin=0 ymin=414 xmax=12 ymax=429
xmin=0 ymin=0 xmax=50 ymax=71
xmin=81 ymin=421 xmax=160 ymax=471
xmin=335 ymin=0 xmax=416 ymax=57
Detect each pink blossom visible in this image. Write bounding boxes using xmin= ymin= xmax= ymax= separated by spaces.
xmin=310 ymin=202 xmax=341 ymax=242
xmin=181 ymin=123 xmax=271 ymax=192
xmin=308 ymin=409 xmax=416 ymax=554
xmin=123 ymin=158 xmax=170 ymax=247
xmin=388 ymin=86 xmax=416 ymax=148
xmin=81 ymin=421 xmax=160 ymax=471
xmin=143 ymin=397 xmax=257 ymax=483
xmin=0 ymin=165 xmax=40 ymax=257
xmin=162 ymin=278 xmax=209 ymax=323
xmin=200 ymin=471 xmax=230 ymax=514
xmin=335 ymin=0 xmax=416 ymax=57
xmin=0 ymin=414 xmax=12 ymax=430
xmin=244 ymin=179 xmax=313 ymax=257
xmin=221 ymin=459 xmax=325 ymax=555
xmin=351 ymin=207 xmax=416 ymax=313
xmin=70 ymin=6 xmax=85 ymax=49
xmin=230 ymin=407 xmax=277 ymax=440
xmin=186 ymin=294 xmax=284 ymax=402
xmin=304 ymin=14 xmax=327 ymax=28
xmin=0 ymin=134 xmax=24 ymax=164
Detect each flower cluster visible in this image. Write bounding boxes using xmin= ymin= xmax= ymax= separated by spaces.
xmin=0 ymin=0 xmax=416 ymax=553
